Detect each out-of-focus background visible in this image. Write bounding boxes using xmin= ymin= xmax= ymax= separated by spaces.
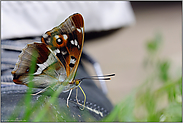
xmin=1 ymin=1 xmax=181 ymax=108
xmin=84 ymin=2 xmax=182 ymax=105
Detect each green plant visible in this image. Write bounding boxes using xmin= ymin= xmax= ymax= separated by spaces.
xmin=102 ymin=33 xmax=182 ymax=122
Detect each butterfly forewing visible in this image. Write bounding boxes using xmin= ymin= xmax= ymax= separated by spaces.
xmin=41 ymin=13 xmax=84 ymax=82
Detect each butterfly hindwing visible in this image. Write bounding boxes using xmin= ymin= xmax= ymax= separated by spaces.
xmin=11 ymin=42 xmax=66 ymax=88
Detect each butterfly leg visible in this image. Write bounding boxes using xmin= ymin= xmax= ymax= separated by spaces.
xmin=78 ymin=86 xmax=86 ymax=110
xmin=31 ymin=86 xmax=51 ymax=95
xmin=76 ymin=88 xmax=82 ymax=106
xmin=67 ymin=89 xmax=73 ymax=108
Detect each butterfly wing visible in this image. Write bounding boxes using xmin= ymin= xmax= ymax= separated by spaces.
xmin=11 ymin=13 xmax=84 ymax=89
xmin=41 ymin=13 xmax=84 ymax=83
xmin=11 ymin=42 xmax=66 ymax=88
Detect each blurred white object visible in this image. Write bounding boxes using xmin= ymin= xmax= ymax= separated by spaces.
xmin=1 ymin=1 xmax=135 ymax=39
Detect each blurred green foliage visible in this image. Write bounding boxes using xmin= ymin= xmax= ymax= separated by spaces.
xmin=103 ymin=33 xmax=182 ymax=122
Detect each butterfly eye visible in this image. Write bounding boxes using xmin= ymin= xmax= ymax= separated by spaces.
xmin=75 ymin=80 xmax=80 ymax=85
xmin=56 ymin=38 xmax=63 ymax=45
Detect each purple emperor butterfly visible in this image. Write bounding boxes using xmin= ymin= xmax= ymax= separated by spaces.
xmin=11 ymin=13 xmax=115 ymax=109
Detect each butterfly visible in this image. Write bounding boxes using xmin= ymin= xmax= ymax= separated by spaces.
xmin=11 ymin=13 xmax=115 ymax=109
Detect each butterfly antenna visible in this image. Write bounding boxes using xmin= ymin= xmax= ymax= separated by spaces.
xmin=79 ymin=73 xmax=115 ymax=81
xmin=80 ymin=77 xmax=111 ymax=81
xmin=88 ymin=73 xmax=115 ymax=78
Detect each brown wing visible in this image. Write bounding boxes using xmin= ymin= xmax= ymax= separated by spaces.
xmin=11 ymin=13 xmax=84 ymax=88
xmin=41 ymin=13 xmax=84 ymax=81
xmin=11 ymin=42 xmax=67 ymax=88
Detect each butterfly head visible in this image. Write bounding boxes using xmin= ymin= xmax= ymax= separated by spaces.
xmin=75 ymin=79 xmax=82 ymax=86
xmin=69 ymin=79 xmax=82 ymax=87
